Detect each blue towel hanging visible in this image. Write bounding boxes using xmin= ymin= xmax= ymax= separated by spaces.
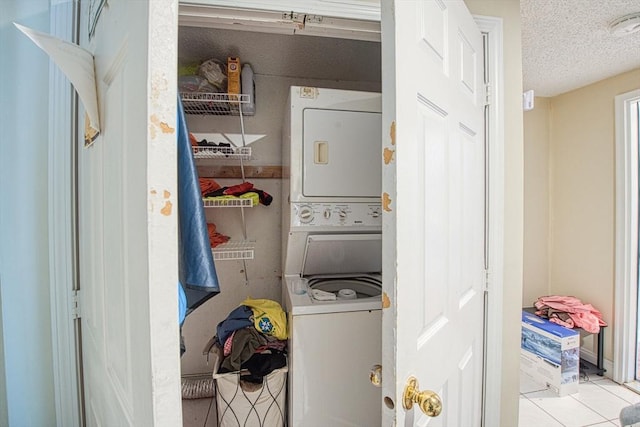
xmin=177 ymin=97 xmax=220 ymax=315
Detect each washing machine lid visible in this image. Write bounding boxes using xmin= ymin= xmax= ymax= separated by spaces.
xmin=301 ymin=234 xmax=381 ymax=276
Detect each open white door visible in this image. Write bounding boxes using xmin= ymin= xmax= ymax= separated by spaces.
xmin=381 ymin=1 xmax=486 ymax=425
xmin=77 ymin=2 xmax=182 ymax=425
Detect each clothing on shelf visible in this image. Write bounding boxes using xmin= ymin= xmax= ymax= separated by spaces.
xmin=533 ymin=295 xmax=607 ymax=334
xmin=206 ymin=223 xmax=230 ymax=248
xmin=201 ymin=180 xmax=273 ymax=206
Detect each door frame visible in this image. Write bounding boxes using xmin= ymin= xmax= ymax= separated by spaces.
xmin=476 ymin=15 xmax=505 ymax=427
xmin=47 ymin=4 xmax=506 ymax=425
xmin=48 ymin=2 xmax=83 ymax=426
xmin=614 ymin=88 xmax=640 ymax=384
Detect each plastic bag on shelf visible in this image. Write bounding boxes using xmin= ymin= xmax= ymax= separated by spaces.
xmin=198 ymin=58 xmax=227 ymax=91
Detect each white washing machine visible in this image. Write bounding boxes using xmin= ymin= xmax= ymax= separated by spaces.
xmin=281 ymin=86 xmax=383 ymax=427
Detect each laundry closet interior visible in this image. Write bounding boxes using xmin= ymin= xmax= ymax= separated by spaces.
xmin=177 ymin=4 xmax=384 ymax=423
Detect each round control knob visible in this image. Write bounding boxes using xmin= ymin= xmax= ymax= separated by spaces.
xmin=298 ymin=205 xmax=314 ymax=223
xmin=371 ymin=207 xmax=381 ymax=218
xmin=338 ymin=209 xmax=347 ymax=219
xmin=323 ymin=208 xmax=332 ymax=219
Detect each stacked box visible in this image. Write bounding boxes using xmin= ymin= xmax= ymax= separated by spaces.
xmin=521 ymin=311 xmax=580 ymax=396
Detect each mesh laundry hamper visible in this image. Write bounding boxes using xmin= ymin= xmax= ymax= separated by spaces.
xmin=210 ymin=345 xmax=288 ymax=427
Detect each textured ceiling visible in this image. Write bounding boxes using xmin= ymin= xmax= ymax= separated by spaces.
xmin=521 ymin=0 xmax=640 ymax=97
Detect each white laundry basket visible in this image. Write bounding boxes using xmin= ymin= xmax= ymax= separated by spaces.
xmin=209 ymin=344 xmax=288 ymax=427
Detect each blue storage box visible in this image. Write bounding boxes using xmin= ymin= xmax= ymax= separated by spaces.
xmin=521 ymin=310 xmax=580 ymax=396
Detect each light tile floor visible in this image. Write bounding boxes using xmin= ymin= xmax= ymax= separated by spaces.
xmin=182 ymin=396 xmax=216 ymax=427
xmin=183 ymin=372 xmax=640 ymax=427
xmin=519 ymin=371 xmax=640 ymax=427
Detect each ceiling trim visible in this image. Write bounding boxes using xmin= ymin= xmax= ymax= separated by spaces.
xmin=179 ymin=1 xmax=381 ymax=22
xmin=179 ymin=2 xmax=381 ymax=41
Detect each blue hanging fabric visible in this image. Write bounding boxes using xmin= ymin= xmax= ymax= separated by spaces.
xmin=177 ymin=97 xmax=220 ymax=314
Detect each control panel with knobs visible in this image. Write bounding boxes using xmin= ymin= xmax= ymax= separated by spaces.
xmin=291 ymin=202 xmax=382 ymax=227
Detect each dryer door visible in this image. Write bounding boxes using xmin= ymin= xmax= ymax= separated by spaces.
xmin=303 ymin=108 xmax=381 ymax=198
xmin=302 ymin=233 xmax=382 ymax=275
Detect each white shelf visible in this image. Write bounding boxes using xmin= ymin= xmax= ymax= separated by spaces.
xmin=212 ymin=241 xmax=255 ymax=260
xmin=181 ymin=92 xmax=249 ymax=115
xmin=203 ymin=198 xmax=254 ymax=208
xmin=193 ymin=146 xmax=251 ymax=160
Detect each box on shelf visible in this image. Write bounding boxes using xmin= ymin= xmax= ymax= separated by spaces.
xmin=227 ymin=57 xmax=241 ymax=95
xmin=205 ymin=342 xmax=288 ymax=427
xmin=521 ymin=310 xmax=580 ymax=396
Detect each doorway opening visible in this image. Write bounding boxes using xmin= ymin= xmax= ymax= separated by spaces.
xmin=614 ymin=88 xmax=640 ymax=389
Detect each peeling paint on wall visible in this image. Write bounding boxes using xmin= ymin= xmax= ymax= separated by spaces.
xmin=383 ymin=147 xmax=395 ymax=165
xmin=151 ymin=74 xmax=168 ymax=104
xmin=150 ymin=114 xmax=175 ymax=139
xmin=382 ymin=192 xmax=392 ymax=212
xmin=389 ymin=121 xmax=396 ymax=145
xmin=149 ymin=188 xmax=173 ymax=215
xmin=161 ymin=201 xmax=173 ymax=216
xmin=382 ymin=292 xmax=391 ymax=309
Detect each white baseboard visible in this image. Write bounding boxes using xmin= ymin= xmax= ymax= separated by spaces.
xmin=581 ymin=347 xmax=614 ymax=379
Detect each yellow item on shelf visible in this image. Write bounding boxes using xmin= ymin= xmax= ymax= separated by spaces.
xmin=227 ymin=57 xmax=241 ymax=95
xmin=203 ymin=192 xmax=259 ymax=206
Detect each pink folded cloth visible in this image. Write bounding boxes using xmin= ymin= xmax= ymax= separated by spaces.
xmin=534 ymin=295 xmax=607 ymax=333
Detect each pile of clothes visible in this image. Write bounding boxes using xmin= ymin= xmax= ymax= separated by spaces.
xmin=199 ymin=177 xmax=273 ymax=207
xmin=533 ymin=295 xmax=607 ymax=333
xmin=213 ymin=298 xmax=288 ymax=384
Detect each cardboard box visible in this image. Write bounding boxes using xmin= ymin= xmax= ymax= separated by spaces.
xmin=521 ymin=310 xmax=580 ymax=396
xmin=227 ymin=57 xmax=241 ymax=95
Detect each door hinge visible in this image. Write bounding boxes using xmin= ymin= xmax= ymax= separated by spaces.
xmin=305 ymin=14 xmax=323 ymax=24
xmin=282 ymin=11 xmax=305 ymax=25
xmin=484 ymin=83 xmax=491 ymax=106
xmin=71 ymin=289 xmax=81 ymax=319
xmin=484 ymin=269 xmax=490 ymax=292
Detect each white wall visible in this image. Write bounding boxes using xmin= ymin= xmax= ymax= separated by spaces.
xmin=548 ymin=68 xmax=640 ymax=362
xmin=522 ymin=68 xmax=640 ymax=364
xmin=0 ymin=1 xmax=57 ymax=425
xmin=523 ymin=97 xmax=551 ymax=304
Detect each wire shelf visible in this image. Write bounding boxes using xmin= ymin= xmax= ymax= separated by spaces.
xmin=202 ymin=197 xmax=254 ymax=208
xmin=192 ymin=146 xmax=251 ymax=160
xmin=212 ymin=241 xmax=255 ymax=260
xmin=181 ymin=92 xmax=249 ymax=115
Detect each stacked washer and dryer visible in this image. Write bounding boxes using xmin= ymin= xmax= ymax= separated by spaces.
xmin=281 ymin=86 xmax=383 ymax=427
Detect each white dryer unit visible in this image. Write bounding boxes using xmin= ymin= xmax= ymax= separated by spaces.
xmin=281 ymin=86 xmax=383 ymax=427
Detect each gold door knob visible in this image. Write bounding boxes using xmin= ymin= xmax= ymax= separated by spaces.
xmin=369 ymin=364 xmax=382 ymax=387
xmin=402 ymin=376 xmax=442 ymax=417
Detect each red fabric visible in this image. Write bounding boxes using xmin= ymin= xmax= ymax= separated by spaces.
xmin=534 ymin=295 xmax=607 ymax=333
xmin=199 ymin=178 xmax=221 ymax=196
xmin=189 ymin=132 xmax=199 ymax=147
xmin=207 ymin=223 xmax=230 ymax=248
xmin=223 ymin=181 xmax=253 ymax=196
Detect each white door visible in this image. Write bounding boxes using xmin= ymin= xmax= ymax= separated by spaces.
xmin=77 ymin=1 xmax=182 ymax=426
xmin=381 ymin=1 xmax=486 ymax=425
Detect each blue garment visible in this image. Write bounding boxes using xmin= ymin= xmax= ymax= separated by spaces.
xmin=178 ymin=282 xmax=187 ymax=326
xmin=216 ymin=305 xmax=254 ymax=346
xmin=177 ymin=97 xmax=220 ymax=314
